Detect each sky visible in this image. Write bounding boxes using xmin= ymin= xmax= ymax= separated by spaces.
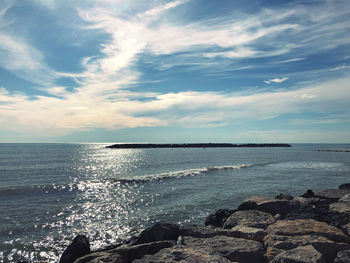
xmin=0 ymin=0 xmax=349 ymax=143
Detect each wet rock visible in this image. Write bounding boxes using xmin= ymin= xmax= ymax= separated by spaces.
xmin=270 ymin=245 xmax=325 ymax=263
xmin=237 ymin=200 xmax=260 ymax=211
xmin=243 ymin=196 xmax=291 ymax=215
xmin=339 ymin=184 xmax=350 ymax=190
xmin=132 ymin=223 xmax=180 ymax=245
xmin=316 ymin=189 xmax=350 ymax=202
xmin=204 ymin=209 xmax=235 ymax=227
xmin=183 ymin=235 xmax=265 ymax=263
xmin=223 ymin=209 xmax=275 ymax=229
xmin=333 ymin=250 xmax=350 ymax=263
xmin=133 ymin=246 xmax=231 ymax=263
xmin=275 ymin=193 xmax=294 ymax=200
xmin=300 ymin=189 xmax=315 ymax=198
xmin=60 ymin=235 xmax=91 ymax=263
xmin=266 ymin=219 xmax=350 ymax=243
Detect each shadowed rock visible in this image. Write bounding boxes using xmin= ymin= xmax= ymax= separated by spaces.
xmin=275 ymin=193 xmax=294 ymax=200
xmin=339 ymin=184 xmax=350 ymax=190
xmin=132 ymin=223 xmax=181 ymax=245
xmin=60 ymin=235 xmax=90 ymax=263
xmin=315 ymin=189 xmax=350 ymax=202
xmin=241 ymin=196 xmax=291 ymax=215
xmin=333 ymin=250 xmax=350 ymax=263
xmin=204 ymin=209 xmax=235 ymax=227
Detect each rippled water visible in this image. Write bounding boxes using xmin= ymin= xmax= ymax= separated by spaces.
xmin=1 ymin=143 xmax=350 ymax=262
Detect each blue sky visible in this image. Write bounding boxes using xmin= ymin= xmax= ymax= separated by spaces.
xmin=0 ymin=0 xmax=349 ymax=143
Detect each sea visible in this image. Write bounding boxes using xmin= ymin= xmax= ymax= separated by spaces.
xmin=1 ymin=143 xmax=350 ymax=262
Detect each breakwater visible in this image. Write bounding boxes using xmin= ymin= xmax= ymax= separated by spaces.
xmin=106 ymin=143 xmax=292 ymax=149
xmin=59 ymin=182 xmax=350 ymax=263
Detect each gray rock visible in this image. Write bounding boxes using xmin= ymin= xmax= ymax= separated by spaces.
xmin=73 ymin=251 xmax=123 ymax=263
xmin=230 ymin=225 xmax=267 ymax=241
xmin=270 ymin=245 xmax=325 ymax=263
xmin=300 ymin=189 xmax=315 ymax=198
xmin=183 ymin=235 xmax=265 ymax=263
xmin=316 ymin=189 xmax=350 ymax=201
xmin=334 ymin=250 xmax=350 ymax=263
xmin=204 ymin=209 xmax=235 ymax=227
xmin=275 ymin=193 xmax=294 ymax=200
xmin=223 ymin=209 xmax=275 ymax=229
xmin=132 ymin=223 xmax=180 ymax=245
xmin=60 ymin=235 xmax=91 ymax=263
xmin=133 ymin=246 xmax=231 ymax=263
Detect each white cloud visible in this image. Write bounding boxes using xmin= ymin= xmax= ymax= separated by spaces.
xmin=265 ymin=77 xmax=288 ymax=84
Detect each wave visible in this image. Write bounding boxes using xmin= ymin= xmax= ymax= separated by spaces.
xmin=115 ymin=164 xmax=254 ymax=183
xmin=0 ymin=183 xmax=76 ymax=197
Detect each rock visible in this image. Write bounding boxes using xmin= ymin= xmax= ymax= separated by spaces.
xmin=237 ymin=200 xmax=260 ymax=211
xmin=334 ymin=250 xmax=350 ymax=263
xmin=329 ymin=202 xmax=350 ymax=214
xmin=340 ymin=195 xmax=350 ymax=203
xmin=223 ymin=209 xmax=275 ymax=229
xmin=339 ymin=184 xmax=350 ymax=190
xmin=316 ymin=189 xmax=350 ymax=201
xmin=204 ymin=209 xmax=235 ymax=227
xmin=73 ymin=251 xmax=124 ymax=263
xmin=183 ymin=235 xmax=265 ymax=263
xmin=117 ymin=240 xmax=175 ymax=262
xmin=342 ymin=223 xmax=350 ymax=236
xmin=60 ymin=235 xmax=91 ymax=263
xmin=243 ymin=196 xmax=291 ymax=215
xmin=266 ymin=219 xmax=350 ymax=243
xmin=133 ymin=246 xmax=231 ymax=263
xmin=230 ymin=225 xmax=267 ymax=241
xmin=181 ymin=225 xmax=266 ymax=242
xmin=300 ymin=189 xmax=315 ymax=198
xmin=132 ymin=223 xmax=180 ymax=245
xmin=264 ymin=233 xmax=350 ymax=263
xmin=270 ymin=245 xmax=325 ymax=263
xmin=275 ymin=193 xmax=294 ymax=200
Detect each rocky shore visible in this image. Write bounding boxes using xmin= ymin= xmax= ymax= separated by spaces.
xmin=58 ymin=183 xmax=350 ymax=263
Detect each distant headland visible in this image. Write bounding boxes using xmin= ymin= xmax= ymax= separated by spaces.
xmin=105 ymin=143 xmax=292 ymax=149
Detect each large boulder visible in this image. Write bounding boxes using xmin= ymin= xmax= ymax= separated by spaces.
xmin=223 ymin=210 xmax=275 ymax=229
xmin=204 ymin=209 xmax=235 ymax=227
xmin=132 ymin=223 xmax=180 ymax=245
xmin=333 ymin=250 xmax=350 ymax=263
xmin=339 ymin=184 xmax=350 ymax=190
xmin=73 ymin=251 xmax=124 ymax=263
xmin=133 ymin=246 xmax=231 ymax=263
xmin=183 ymin=235 xmax=265 ymax=263
xmin=270 ymin=245 xmax=325 ymax=263
xmin=60 ymin=235 xmax=91 ymax=263
xmin=241 ymin=196 xmax=291 ymax=215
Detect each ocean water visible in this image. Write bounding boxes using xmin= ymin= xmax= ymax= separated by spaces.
xmin=0 ymin=143 xmax=350 ymax=262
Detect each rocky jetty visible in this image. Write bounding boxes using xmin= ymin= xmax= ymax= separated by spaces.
xmin=59 ymin=184 xmax=350 ymax=263
xmin=105 ymin=143 xmax=292 ymax=149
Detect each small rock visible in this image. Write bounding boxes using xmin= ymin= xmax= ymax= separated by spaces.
xmin=300 ymin=189 xmax=315 ymax=198
xmin=223 ymin=209 xmax=275 ymax=229
xmin=59 ymin=235 xmax=90 ymax=263
xmin=334 ymin=250 xmax=350 ymax=263
xmin=270 ymin=245 xmax=326 ymax=263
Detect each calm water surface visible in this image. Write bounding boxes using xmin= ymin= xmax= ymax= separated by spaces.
xmin=0 ymin=143 xmax=350 ymax=262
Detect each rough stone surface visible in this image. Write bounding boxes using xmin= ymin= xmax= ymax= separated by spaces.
xmin=229 ymin=225 xmax=267 ymax=242
xmin=334 ymin=250 xmax=350 ymax=263
xmin=60 ymin=235 xmax=91 ymax=263
xmin=73 ymin=251 xmax=123 ymax=263
xmin=133 ymin=246 xmax=231 ymax=263
xmin=316 ymin=189 xmax=350 ymax=201
xmin=300 ymin=189 xmax=315 ymax=198
xmin=132 ymin=223 xmax=180 ymax=245
xmin=183 ymin=235 xmax=265 ymax=263
xmin=266 ymin=219 xmax=350 ymax=243
xmin=204 ymin=209 xmax=235 ymax=227
xmin=181 ymin=225 xmax=235 ymax=239
xmin=270 ymin=245 xmax=325 ymax=263
xmin=329 ymin=202 xmax=350 ymax=214
xmin=223 ymin=209 xmax=275 ymax=229
xmin=243 ymin=196 xmax=291 ymax=215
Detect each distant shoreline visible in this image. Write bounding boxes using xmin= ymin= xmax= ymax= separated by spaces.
xmin=105 ymin=143 xmax=292 ymax=149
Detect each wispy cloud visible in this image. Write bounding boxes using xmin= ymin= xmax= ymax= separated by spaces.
xmin=264 ymin=78 xmax=288 ymax=84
